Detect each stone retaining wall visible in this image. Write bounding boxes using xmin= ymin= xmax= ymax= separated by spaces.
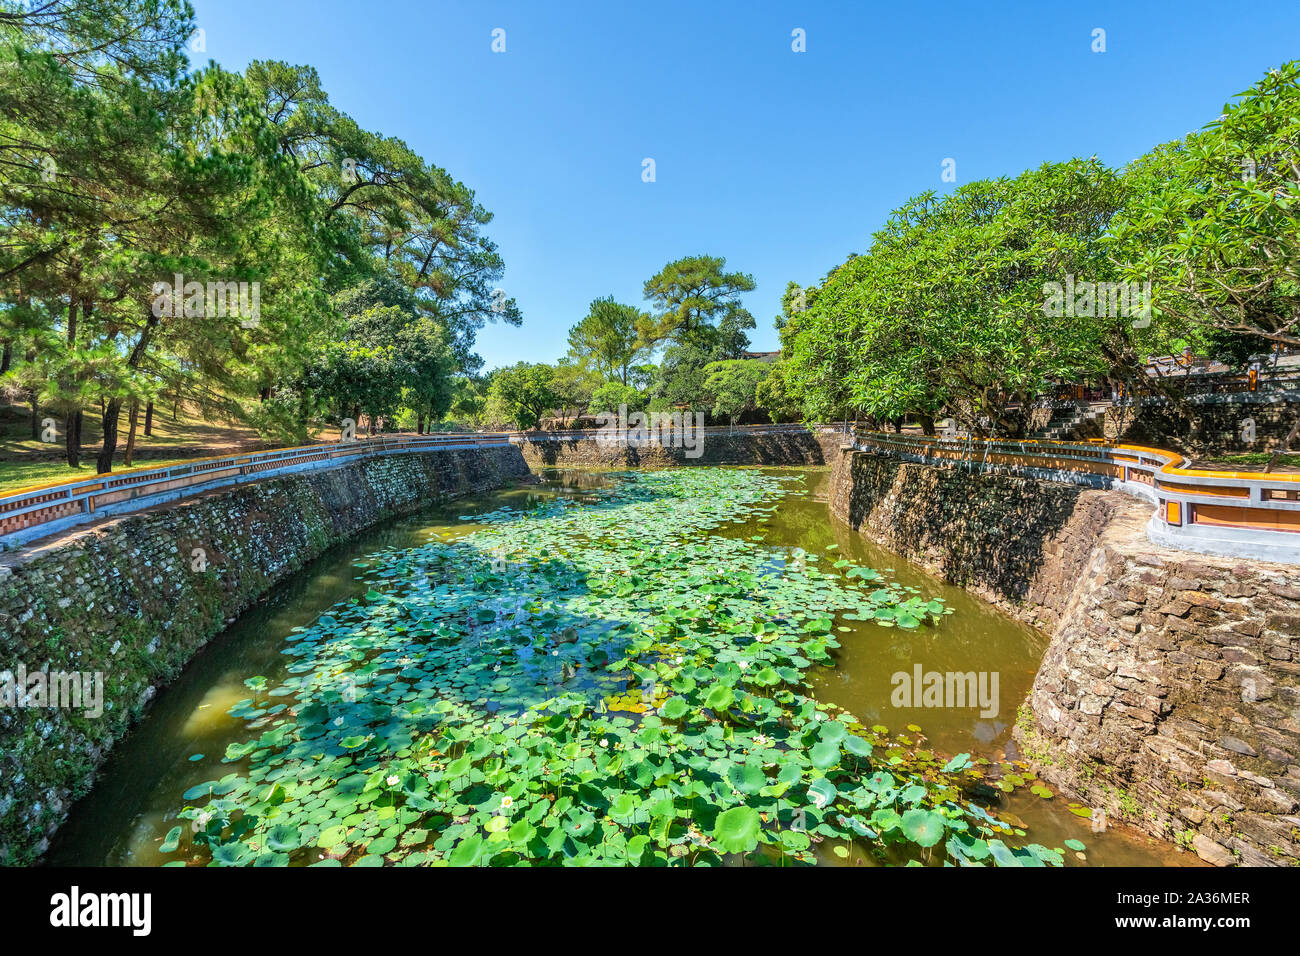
xmin=0 ymin=445 xmax=528 ymax=864
xmin=827 ymin=447 xmax=1121 ymax=631
xmin=828 ymin=447 xmax=1300 ymax=866
xmin=516 ymin=431 xmax=843 ymax=469
xmin=1100 ymin=395 xmax=1299 ymax=457
xmin=1021 ymin=506 xmax=1300 ymax=866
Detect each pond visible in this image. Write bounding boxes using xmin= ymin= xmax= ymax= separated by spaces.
xmin=46 ymin=467 xmax=1193 ymax=867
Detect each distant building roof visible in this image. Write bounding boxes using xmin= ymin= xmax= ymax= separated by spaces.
xmin=741 ymin=350 xmax=781 ymax=363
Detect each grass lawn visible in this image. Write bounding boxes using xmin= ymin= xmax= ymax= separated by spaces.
xmin=1210 ymin=452 xmax=1300 ymax=468
xmin=0 ymin=457 xmax=198 ymax=495
xmin=0 ymin=397 xmax=354 ymax=495
xmin=0 ymin=396 xmax=386 ymax=495
xmin=0 ymin=398 xmax=277 ymax=495
xmin=0 ymin=398 xmax=273 ymax=458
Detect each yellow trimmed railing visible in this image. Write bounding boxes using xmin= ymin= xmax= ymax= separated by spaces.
xmin=849 ymin=430 xmax=1300 ymax=564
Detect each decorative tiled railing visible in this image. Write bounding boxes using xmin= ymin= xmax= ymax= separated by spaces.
xmin=0 ymin=433 xmax=511 ymax=550
xmin=849 ymin=430 xmax=1300 ymax=564
xmin=512 ymin=423 xmax=843 ymax=441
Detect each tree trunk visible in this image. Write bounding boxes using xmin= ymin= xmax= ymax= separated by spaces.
xmin=64 ymin=411 xmax=79 ymax=467
xmin=0 ymin=340 xmax=10 ymax=374
xmin=98 ymin=312 xmax=158 ymax=473
xmin=96 ymin=398 xmax=122 ymax=474
xmin=62 ymin=299 xmax=79 ymax=466
xmin=296 ymin=391 xmax=310 ymax=445
xmin=918 ymin=413 xmax=936 ymax=437
xmin=144 ymin=400 xmax=154 ymax=436
xmin=29 ymin=389 xmax=39 ymax=440
xmin=417 ymin=413 xmax=425 ymax=435
xmin=1264 ymin=420 xmax=1300 ymax=474
xmin=124 ymin=399 xmax=140 ymax=466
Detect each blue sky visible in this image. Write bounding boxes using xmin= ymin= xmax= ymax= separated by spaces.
xmin=191 ymin=0 xmax=1300 ymax=372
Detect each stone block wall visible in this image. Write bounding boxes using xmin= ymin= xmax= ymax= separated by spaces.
xmin=0 ymin=445 xmax=528 ymax=864
xmin=1021 ymin=506 xmax=1300 ymax=866
xmin=828 ymin=447 xmax=1300 ymax=865
xmin=516 ymin=432 xmax=843 ymax=469
xmin=1103 ymin=395 xmax=1299 ymax=458
xmin=827 ymin=448 xmax=1120 ymax=631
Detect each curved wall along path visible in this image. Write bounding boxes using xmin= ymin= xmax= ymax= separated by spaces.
xmin=829 ymin=447 xmax=1300 ymax=867
xmin=0 ymin=446 xmax=528 ymax=864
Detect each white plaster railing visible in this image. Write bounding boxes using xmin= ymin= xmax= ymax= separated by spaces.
xmin=0 ymin=433 xmax=512 ymax=551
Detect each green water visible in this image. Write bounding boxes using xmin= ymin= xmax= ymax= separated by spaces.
xmin=45 ymin=467 xmax=1193 ymax=867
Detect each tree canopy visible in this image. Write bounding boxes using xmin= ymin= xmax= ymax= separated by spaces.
xmin=778 ymin=62 xmax=1297 ymax=435
xmin=1109 ymin=61 xmax=1300 ymax=348
xmin=642 ymin=254 xmax=756 ymax=352
xmin=566 ymin=296 xmax=652 ymax=385
xmin=0 ymin=1 xmax=521 ymax=470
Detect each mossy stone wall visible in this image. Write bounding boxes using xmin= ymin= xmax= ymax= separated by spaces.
xmin=0 ymin=446 xmax=528 ymax=864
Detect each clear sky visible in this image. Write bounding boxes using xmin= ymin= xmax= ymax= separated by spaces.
xmin=190 ymin=0 xmax=1300 ymax=372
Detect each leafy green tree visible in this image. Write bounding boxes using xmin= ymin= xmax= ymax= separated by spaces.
xmin=589 ymin=380 xmax=644 ymax=415
xmin=754 ymin=361 xmax=803 ymax=422
xmin=643 ymin=254 xmax=756 ymax=351
xmin=566 ymin=296 xmax=651 ymax=384
xmin=778 ymin=265 xmax=860 ymax=425
xmin=1 ymin=0 xmax=196 ymax=466
xmin=626 ymin=362 xmax=657 ymax=391
xmin=703 ymin=359 xmax=769 ymax=428
xmin=399 ymin=318 xmax=457 ymax=432
xmin=649 ymin=288 xmax=756 ymax=410
xmin=783 ymin=160 xmax=1136 ymax=436
xmin=774 ymin=280 xmax=815 ymax=333
xmin=547 ymin=357 xmax=601 ymax=425
xmin=306 ymin=279 xmax=455 ymax=434
xmin=2 ymin=4 xmax=324 ymax=470
xmin=1201 ymin=328 xmax=1279 ymax=370
xmin=1110 ymin=62 xmax=1300 ymax=348
xmin=447 ymin=375 xmax=488 ymax=426
xmin=485 ymin=362 xmax=560 ymax=430
xmin=309 ymin=340 xmax=404 ymax=433
xmin=0 ymin=15 xmax=521 ymax=472
xmin=244 ymin=60 xmax=521 ymax=373
xmin=651 ymin=342 xmax=716 ymax=408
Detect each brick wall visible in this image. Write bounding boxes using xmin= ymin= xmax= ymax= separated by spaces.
xmin=827 ymin=447 xmax=1120 ymax=630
